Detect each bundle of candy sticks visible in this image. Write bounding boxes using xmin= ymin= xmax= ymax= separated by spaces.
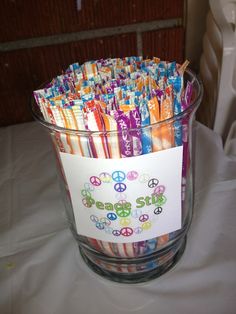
xmin=34 ymin=57 xmax=193 ymax=272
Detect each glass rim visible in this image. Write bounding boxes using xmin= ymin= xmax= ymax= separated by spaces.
xmin=30 ymin=68 xmax=203 ymax=135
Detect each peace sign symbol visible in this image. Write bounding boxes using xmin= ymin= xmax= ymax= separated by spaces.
xmin=115 ymin=193 xmax=127 ymax=201
xmin=156 ymin=195 xmax=167 ymax=206
xmin=104 ymin=226 xmax=113 ymax=234
xmin=82 ymin=197 xmax=92 ymax=208
xmin=112 ymin=229 xmax=121 ymax=236
xmin=120 ymin=227 xmax=133 ymax=237
xmin=99 ymin=172 xmax=112 ymax=183
xmin=148 ymin=178 xmax=159 ymax=188
xmin=154 ymin=185 xmax=165 ymax=195
xmin=90 ymin=176 xmax=101 ymax=186
xmin=139 ymin=173 xmax=150 ymax=183
xmin=90 ymin=215 xmax=99 ymax=223
xmin=134 ymin=226 xmax=143 ymax=234
xmin=131 ymin=209 xmax=142 ymax=218
xmin=118 ymin=199 xmax=127 ymax=205
xmin=100 ymin=217 xmax=111 ymax=226
xmin=107 ymin=212 xmax=117 ymax=221
xmin=112 ymin=170 xmax=126 ymax=183
xmin=84 ymin=182 xmax=94 ymax=191
xmin=96 ymin=222 xmax=104 ymax=230
xmin=81 ymin=189 xmax=91 ymax=198
xmin=142 ymin=221 xmax=152 ymax=230
xmin=116 ymin=207 xmax=131 ymax=218
xmin=127 ymin=170 xmax=139 ymax=181
xmin=154 ymin=206 xmax=162 ymax=215
xmin=139 ymin=214 xmax=149 ymax=222
xmin=119 ymin=218 xmax=131 ymax=226
xmin=114 ymin=182 xmax=127 ymax=192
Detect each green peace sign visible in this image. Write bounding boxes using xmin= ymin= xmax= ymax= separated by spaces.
xmin=156 ymin=195 xmax=167 ymax=206
xmin=116 ymin=207 xmax=131 ymax=217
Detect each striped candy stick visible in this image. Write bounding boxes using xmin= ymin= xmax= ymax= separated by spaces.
xmin=160 ymin=86 xmax=175 ymax=150
xmin=148 ymin=96 xmax=162 ymax=152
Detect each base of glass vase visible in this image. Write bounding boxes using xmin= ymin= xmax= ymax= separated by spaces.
xmin=79 ymin=236 xmax=186 ymax=284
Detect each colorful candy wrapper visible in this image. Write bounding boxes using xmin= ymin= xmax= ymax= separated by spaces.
xmin=102 ymin=113 xmax=120 ymax=158
xmin=99 ymin=66 xmax=113 ymax=82
xmin=147 ymin=96 xmax=162 ymax=151
xmin=66 ymin=62 xmax=80 ymax=73
xmin=115 ymin=111 xmax=133 ymax=158
xmin=167 ymin=61 xmax=176 ymax=77
xmin=86 ymin=109 xmax=109 ymax=159
xmin=98 ymin=240 xmax=117 ymax=257
xmin=129 ymin=107 xmax=142 ymax=156
xmin=83 ymin=61 xmax=98 ymax=80
xmin=33 ymin=92 xmax=46 ymax=120
xmin=160 ymin=85 xmax=175 ymax=149
xmin=157 ymin=234 xmax=169 ymax=247
xmin=57 ymin=106 xmax=78 ymax=154
xmin=168 ymin=76 xmax=183 ymax=146
xmin=140 ymin=100 xmax=152 ymax=154
xmin=71 ymin=101 xmax=92 ymax=157
xmin=60 ymin=107 xmax=80 ymax=155
xmin=145 ymin=238 xmax=158 ymax=254
xmin=42 ymin=103 xmax=66 ymax=153
xmin=41 ymin=103 xmax=72 ymax=154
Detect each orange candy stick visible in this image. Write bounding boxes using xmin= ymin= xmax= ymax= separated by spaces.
xmin=160 ymin=85 xmax=175 ymax=149
xmin=147 ymin=96 xmax=162 ymax=151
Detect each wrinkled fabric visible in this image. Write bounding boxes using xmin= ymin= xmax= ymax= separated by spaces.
xmin=0 ymin=121 xmax=236 ymax=314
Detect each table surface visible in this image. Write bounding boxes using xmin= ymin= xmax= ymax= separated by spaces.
xmin=0 ymin=121 xmax=236 ymax=314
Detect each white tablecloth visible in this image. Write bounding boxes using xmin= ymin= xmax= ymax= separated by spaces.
xmin=0 ymin=121 xmax=236 ymax=314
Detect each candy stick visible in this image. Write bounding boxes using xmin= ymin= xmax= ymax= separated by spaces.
xmin=115 ymin=111 xmax=133 ymax=158
xmin=86 ymin=108 xmax=123 ymax=260
xmin=83 ymin=61 xmax=98 ymax=79
xmin=87 ymin=109 xmax=134 ymax=261
xmin=59 ymin=107 xmax=82 ymax=155
xmin=140 ymin=100 xmax=152 ymax=154
xmin=157 ymin=234 xmax=169 ymax=248
xmin=159 ymin=86 xmax=175 ymax=150
xmin=47 ymin=106 xmax=71 ymax=153
xmin=102 ymin=113 xmax=120 ymax=158
xmin=34 ymin=95 xmax=68 ymax=155
xmin=56 ymin=106 xmax=75 ymax=154
xmin=45 ymin=105 xmax=66 ymax=153
xmin=65 ymin=107 xmax=89 ymax=156
xmin=148 ymin=96 xmax=162 ymax=151
xmin=71 ymin=102 xmax=92 ymax=157
xmin=178 ymin=60 xmax=190 ymax=76
xmin=50 ymin=103 xmax=110 ymax=258
xmin=86 ymin=111 xmax=109 ymax=158
xmin=98 ymin=240 xmax=117 ymax=257
xmin=129 ymin=107 xmax=142 ymax=156
xmin=57 ymin=110 xmax=108 ymax=256
xmin=168 ymin=75 xmax=183 ymax=147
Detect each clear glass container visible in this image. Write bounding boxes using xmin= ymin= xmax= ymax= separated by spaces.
xmin=31 ymin=69 xmax=203 ymax=283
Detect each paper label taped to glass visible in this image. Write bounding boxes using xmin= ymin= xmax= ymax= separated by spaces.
xmin=60 ymin=146 xmax=183 ymax=243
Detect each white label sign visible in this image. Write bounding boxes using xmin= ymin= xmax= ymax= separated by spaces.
xmin=60 ymin=146 xmax=183 ymax=243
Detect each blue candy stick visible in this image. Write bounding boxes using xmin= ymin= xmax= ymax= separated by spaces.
xmin=168 ymin=75 xmax=183 ymax=146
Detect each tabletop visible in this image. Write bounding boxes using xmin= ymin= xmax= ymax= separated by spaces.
xmin=0 ymin=121 xmax=236 ymax=314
